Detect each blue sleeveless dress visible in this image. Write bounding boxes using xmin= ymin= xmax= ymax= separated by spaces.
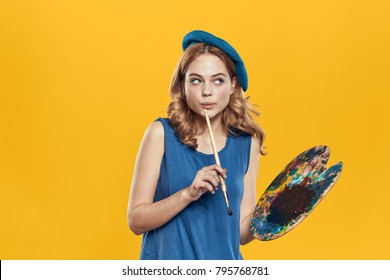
xmin=140 ymin=118 xmax=252 ymax=260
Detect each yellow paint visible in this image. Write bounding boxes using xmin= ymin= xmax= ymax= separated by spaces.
xmin=0 ymin=0 xmax=389 ymax=259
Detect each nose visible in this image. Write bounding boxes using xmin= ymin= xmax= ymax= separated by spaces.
xmin=202 ymin=83 xmax=212 ymax=97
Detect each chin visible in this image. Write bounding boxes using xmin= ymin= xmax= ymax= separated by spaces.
xmin=203 ymin=109 xmax=222 ymax=119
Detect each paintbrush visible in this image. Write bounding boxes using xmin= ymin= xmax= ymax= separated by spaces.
xmin=204 ymin=109 xmax=232 ymax=216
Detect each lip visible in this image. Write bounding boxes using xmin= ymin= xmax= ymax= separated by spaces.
xmin=201 ymin=102 xmax=216 ymax=109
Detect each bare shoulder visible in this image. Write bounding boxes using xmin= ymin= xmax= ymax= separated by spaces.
xmin=135 ymin=120 xmax=165 ymax=166
xmin=145 ymin=120 xmax=164 ymax=139
xmin=140 ymin=120 xmax=165 ymax=149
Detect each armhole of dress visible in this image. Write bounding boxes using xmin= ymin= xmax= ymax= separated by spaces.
xmin=244 ymin=135 xmax=252 ymax=175
xmin=155 ymin=118 xmax=167 ymax=180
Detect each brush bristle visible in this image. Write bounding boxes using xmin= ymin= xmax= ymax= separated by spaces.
xmin=227 ymin=207 xmax=233 ymax=216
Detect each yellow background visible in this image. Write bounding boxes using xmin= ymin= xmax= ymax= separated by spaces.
xmin=0 ymin=0 xmax=389 ymax=259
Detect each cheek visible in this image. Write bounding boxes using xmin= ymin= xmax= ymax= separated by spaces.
xmin=184 ymin=87 xmax=198 ymax=102
xmin=184 ymin=87 xmax=201 ymax=110
xmin=185 ymin=86 xmax=195 ymax=96
xmin=216 ymin=87 xmax=232 ymax=103
xmin=222 ymin=95 xmax=231 ymax=108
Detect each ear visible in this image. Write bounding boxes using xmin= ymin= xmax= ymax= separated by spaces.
xmin=231 ymin=77 xmax=237 ymax=94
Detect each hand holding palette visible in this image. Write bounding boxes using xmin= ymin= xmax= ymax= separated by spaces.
xmin=250 ymin=146 xmax=343 ymax=241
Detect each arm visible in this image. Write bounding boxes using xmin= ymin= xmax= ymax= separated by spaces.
xmin=127 ymin=121 xmax=190 ymax=235
xmin=127 ymin=121 xmax=225 ymax=235
xmin=239 ymin=136 xmax=261 ymax=245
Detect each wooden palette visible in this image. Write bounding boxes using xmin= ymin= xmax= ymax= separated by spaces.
xmin=250 ymin=145 xmax=343 ymax=241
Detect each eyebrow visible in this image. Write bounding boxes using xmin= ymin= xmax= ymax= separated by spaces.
xmin=188 ymin=73 xmax=228 ymax=78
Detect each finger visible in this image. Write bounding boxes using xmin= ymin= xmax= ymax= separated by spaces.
xmin=294 ymin=146 xmax=326 ymax=173
xmin=303 ymin=157 xmax=327 ymax=179
xmin=319 ymin=146 xmax=330 ymax=166
xmin=301 ymin=157 xmax=318 ymax=177
xmin=206 ymin=171 xmax=220 ymax=189
xmin=201 ymin=182 xmax=216 ymax=194
xmin=301 ymin=146 xmax=330 ymax=179
xmin=208 ymin=164 xmax=227 ymax=179
xmin=202 ymin=165 xmax=221 ymax=179
xmin=204 ymin=174 xmax=219 ymax=188
xmin=288 ymin=158 xmax=317 ymax=186
xmin=299 ymin=146 xmax=329 ymax=166
xmin=309 ymin=159 xmax=327 ymax=180
xmin=270 ymin=146 xmax=328 ymax=188
xmin=210 ymin=169 xmax=221 ymax=179
xmin=198 ymin=170 xmax=219 ymax=189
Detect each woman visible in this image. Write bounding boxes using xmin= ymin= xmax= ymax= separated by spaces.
xmin=127 ymin=30 xmax=266 ymax=259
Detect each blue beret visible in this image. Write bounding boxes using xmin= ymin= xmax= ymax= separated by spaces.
xmin=182 ymin=30 xmax=248 ymax=92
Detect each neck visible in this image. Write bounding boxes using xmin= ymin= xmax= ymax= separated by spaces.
xmin=194 ymin=111 xmax=227 ymax=154
xmin=195 ymin=110 xmax=225 ymax=136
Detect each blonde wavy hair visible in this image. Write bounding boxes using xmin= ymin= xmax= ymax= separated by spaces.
xmin=167 ymin=43 xmax=266 ymax=155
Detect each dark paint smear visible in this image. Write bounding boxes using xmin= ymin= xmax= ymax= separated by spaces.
xmin=301 ymin=146 xmax=327 ymax=162
xmin=267 ymin=177 xmax=315 ymax=226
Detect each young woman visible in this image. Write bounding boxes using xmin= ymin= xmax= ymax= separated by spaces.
xmin=127 ymin=30 xmax=266 ymax=260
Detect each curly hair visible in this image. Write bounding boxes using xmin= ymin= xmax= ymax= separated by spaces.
xmin=167 ymin=43 xmax=266 ymax=155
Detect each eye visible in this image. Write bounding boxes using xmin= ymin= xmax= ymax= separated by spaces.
xmin=190 ymin=78 xmax=201 ymax=85
xmin=214 ymin=78 xmax=225 ymax=85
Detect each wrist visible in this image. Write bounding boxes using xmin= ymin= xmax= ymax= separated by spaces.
xmin=180 ymin=187 xmax=195 ymax=203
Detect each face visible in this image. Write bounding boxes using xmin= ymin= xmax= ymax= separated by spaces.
xmin=184 ymin=54 xmax=237 ymax=119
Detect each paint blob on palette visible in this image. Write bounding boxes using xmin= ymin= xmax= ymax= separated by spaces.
xmin=250 ymin=145 xmax=343 ymax=241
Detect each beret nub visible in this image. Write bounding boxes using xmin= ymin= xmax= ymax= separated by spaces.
xmin=182 ymin=30 xmax=248 ymax=92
